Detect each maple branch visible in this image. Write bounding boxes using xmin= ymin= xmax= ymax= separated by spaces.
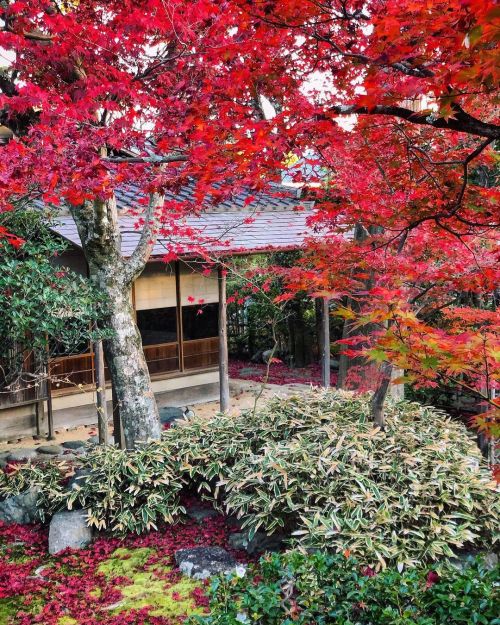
xmin=20 ymin=29 xmax=54 ymax=41
xmin=326 ymin=104 xmax=500 ymax=139
xmin=312 ymin=32 xmax=434 ymax=78
xmin=124 ymin=190 xmax=164 ymax=284
xmin=454 ymin=137 xmax=494 ymax=211
xmin=104 ymin=154 xmax=187 ymax=164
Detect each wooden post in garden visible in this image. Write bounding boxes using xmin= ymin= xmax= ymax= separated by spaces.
xmin=44 ymin=341 xmax=55 ymax=440
xmin=112 ymin=384 xmax=125 ymax=449
xmin=218 ymin=265 xmax=230 ymax=412
xmin=94 ymin=340 xmax=109 ymax=445
xmin=321 ymin=296 xmax=330 ymax=388
xmin=46 ymin=364 xmax=55 ymax=440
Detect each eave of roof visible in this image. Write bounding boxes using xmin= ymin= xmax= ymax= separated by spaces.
xmin=47 ymin=181 xmax=321 ymax=258
xmin=51 ymin=207 xmax=320 ymax=259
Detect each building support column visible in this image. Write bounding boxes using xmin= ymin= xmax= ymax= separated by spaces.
xmin=218 ymin=265 xmax=230 ymax=412
xmin=321 ymin=297 xmax=331 ymax=388
xmin=46 ymin=365 xmax=54 ymax=440
xmin=94 ymin=340 xmax=109 ymax=445
xmin=112 ymin=384 xmax=125 ymax=449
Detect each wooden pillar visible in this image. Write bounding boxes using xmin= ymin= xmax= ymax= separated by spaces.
xmin=35 ymin=351 xmax=45 ymax=437
xmin=35 ymin=399 xmax=45 ymax=438
xmin=112 ymin=384 xmax=125 ymax=449
xmin=175 ymin=262 xmax=184 ymax=371
xmin=218 ymin=265 xmax=230 ymax=412
xmin=94 ymin=340 xmax=109 ymax=445
xmin=46 ymin=363 xmax=55 ymax=440
xmin=321 ymin=297 xmax=330 ymax=388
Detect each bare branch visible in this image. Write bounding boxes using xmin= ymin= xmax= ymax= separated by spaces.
xmin=104 ymin=154 xmax=187 ymax=164
xmin=326 ymin=104 xmax=500 ymax=139
xmin=123 ymin=190 xmax=164 ymax=283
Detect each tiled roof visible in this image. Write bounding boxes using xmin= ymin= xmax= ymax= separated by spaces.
xmin=50 ymin=184 xmax=320 ymax=258
xmin=114 ymin=181 xmax=312 ymax=213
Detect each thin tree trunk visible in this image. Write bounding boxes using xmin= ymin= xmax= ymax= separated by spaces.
xmin=337 ymin=224 xmax=370 ymax=390
xmin=337 ymin=315 xmax=353 ymax=389
xmin=370 ymin=361 xmax=393 ymax=429
xmin=321 ymin=297 xmax=330 ymax=388
xmin=94 ymin=339 xmax=109 ymax=445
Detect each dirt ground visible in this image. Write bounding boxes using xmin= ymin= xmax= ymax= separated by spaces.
xmin=0 ymin=379 xmax=311 ymax=451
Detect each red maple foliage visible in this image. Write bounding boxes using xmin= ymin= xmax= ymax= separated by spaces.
xmin=0 ymin=511 xmax=243 ymax=625
xmin=217 ymin=0 xmax=499 ymax=436
xmin=0 ymin=0 xmax=498 ymax=441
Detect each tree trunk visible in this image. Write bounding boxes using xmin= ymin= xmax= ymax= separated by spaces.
xmin=337 ymin=223 xmax=371 ymax=390
xmin=98 ymin=273 xmax=160 ymax=448
xmin=337 ymin=315 xmax=354 ymax=389
xmin=71 ymin=193 xmax=163 ymax=448
xmin=370 ymin=361 xmax=393 ymax=429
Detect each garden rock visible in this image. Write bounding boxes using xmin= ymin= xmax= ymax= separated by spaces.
xmin=228 ymin=530 xmax=286 ymax=555
xmin=186 ymin=505 xmax=220 ymax=523
xmin=250 ymin=348 xmax=265 ymax=363
xmin=88 ymin=435 xmax=99 ymax=445
xmin=238 ymin=367 xmax=262 ymax=377
xmin=37 ymin=444 xmax=63 ymax=455
xmin=175 ymin=546 xmax=237 ymax=580
xmin=0 ymin=487 xmax=40 ymax=524
xmin=48 ymin=509 xmax=92 ymax=554
xmin=483 ymin=552 xmax=499 ymax=570
xmin=262 ymin=349 xmax=273 ymax=363
xmin=65 ymin=468 xmax=91 ymax=492
xmin=7 ymin=448 xmax=38 ymax=462
xmin=62 ymin=440 xmax=87 ymax=450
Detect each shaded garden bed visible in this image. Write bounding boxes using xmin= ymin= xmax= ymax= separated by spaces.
xmin=0 ymin=509 xmax=246 ymax=625
xmin=229 ymin=358 xmax=338 ymax=386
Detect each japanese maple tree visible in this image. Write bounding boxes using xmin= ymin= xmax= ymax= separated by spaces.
xmin=0 ymin=0 xmax=280 ymax=447
xmin=1 ymin=0 xmax=498 ymax=446
xmin=215 ymin=0 xmax=500 ymax=433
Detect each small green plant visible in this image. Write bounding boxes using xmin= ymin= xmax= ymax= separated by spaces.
xmin=192 ymin=550 xmax=500 ymax=625
xmin=0 ymin=444 xmax=186 ymax=534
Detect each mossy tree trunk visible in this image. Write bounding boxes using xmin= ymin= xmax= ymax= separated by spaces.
xmin=72 ymin=193 xmax=163 ymax=448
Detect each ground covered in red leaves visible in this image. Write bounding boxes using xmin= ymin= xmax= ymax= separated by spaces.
xmin=229 ymin=359 xmax=338 ymax=387
xmin=0 ymin=509 xmax=244 ymax=625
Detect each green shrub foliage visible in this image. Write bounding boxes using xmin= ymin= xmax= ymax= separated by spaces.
xmin=0 ymin=444 xmax=185 ymax=534
xmin=192 ymin=550 xmax=500 ymax=625
xmin=64 ymin=444 xmax=186 ymax=533
xmin=1 ymin=390 xmax=498 ymax=565
xmin=167 ymin=390 xmax=498 ymax=567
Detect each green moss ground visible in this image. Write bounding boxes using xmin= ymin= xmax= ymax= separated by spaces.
xmin=0 ymin=542 xmax=207 ymax=624
xmin=97 ymin=546 xmax=204 ymax=618
xmin=0 ymin=598 xmax=21 ymax=625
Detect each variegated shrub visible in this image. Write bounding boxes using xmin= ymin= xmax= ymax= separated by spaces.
xmin=168 ymin=389 xmax=499 ymax=567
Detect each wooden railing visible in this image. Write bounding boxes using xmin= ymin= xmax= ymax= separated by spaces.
xmin=42 ymin=336 xmax=218 ymax=395
xmin=183 ymin=337 xmax=219 ymax=370
xmin=143 ymin=342 xmax=179 ymax=376
xmin=49 ymin=352 xmax=95 ymax=390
